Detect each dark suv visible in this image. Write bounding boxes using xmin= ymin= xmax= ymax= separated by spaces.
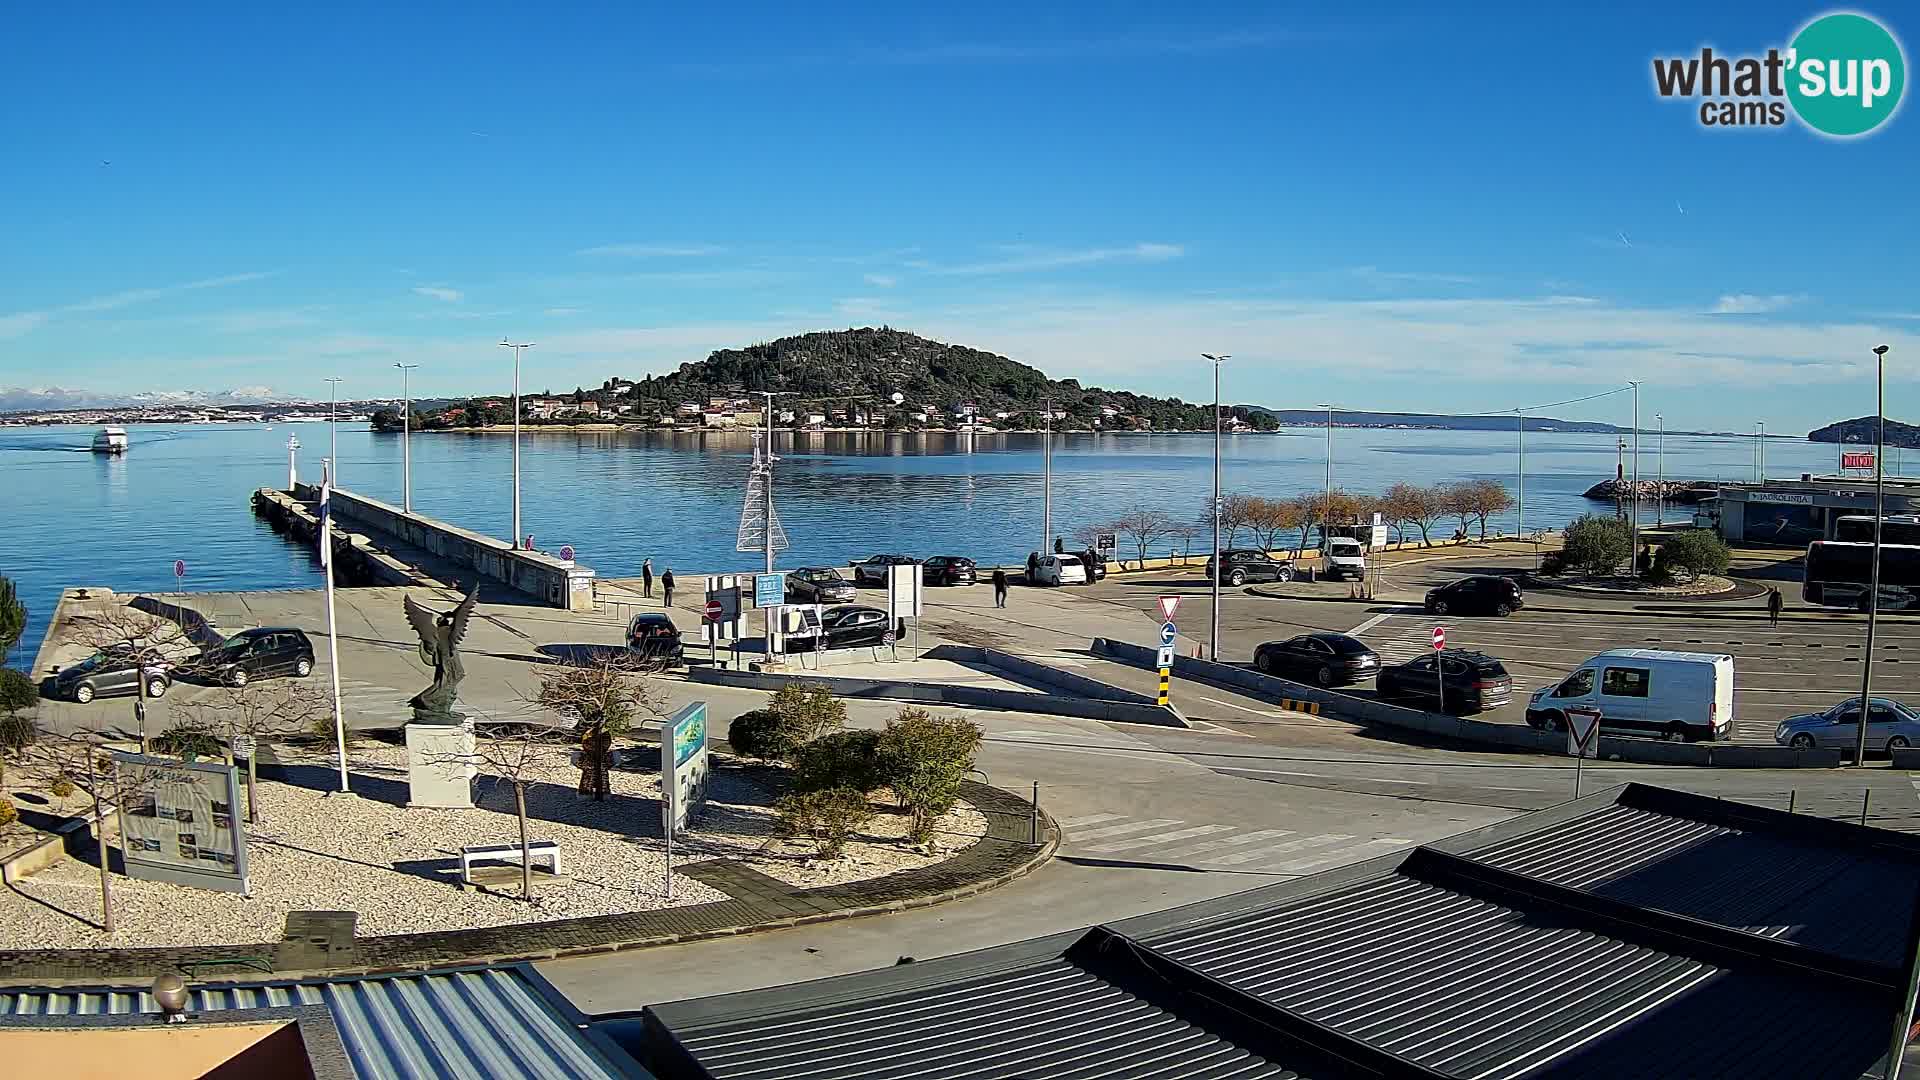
xmin=1425 ymin=575 xmax=1525 ymax=617
xmin=787 ymin=566 xmax=857 ymax=604
xmin=1204 ymin=549 xmax=1294 ymax=586
xmin=1376 ymin=649 xmax=1513 ymax=714
xmin=201 ymin=628 xmax=316 ymax=687
xmin=922 ymin=556 xmax=978 ymax=586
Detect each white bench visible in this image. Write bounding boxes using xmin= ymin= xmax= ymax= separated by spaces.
xmin=459 ymin=841 xmax=561 ymax=884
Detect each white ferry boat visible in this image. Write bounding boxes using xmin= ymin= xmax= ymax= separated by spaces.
xmin=91 ymin=426 xmax=129 ymax=454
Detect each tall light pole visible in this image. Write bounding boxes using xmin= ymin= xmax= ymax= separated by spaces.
xmin=1858 ymin=345 xmax=1893 ymax=767
xmin=1655 ymin=413 xmax=1665 ymax=527
xmin=1514 ymin=409 xmax=1526 ymax=540
xmin=1202 ymin=355 xmax=1229 ymax=660
xmin=1628 ymin=382 xmax=1641 ymax=570
xmin=324 ymin=377 xmax=343 ymax=486
xmin=1042 ymin=397 xmax=1053 ymax=555
xmin=394 ymin=363 xmax=418 ymax=513
xmin=499 ymin=339 xmax=534 ymax=547
xmin=1316 ymin=403 xmax=1336 ymax=543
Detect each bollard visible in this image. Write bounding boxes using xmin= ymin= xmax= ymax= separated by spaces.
xmin=1029 ymin=782 xmax=1040 ymax=847
xmin=1787 ymin=789 xmax=1796 ymax=814
xmin=1862 ymin=789 xmax=1871 ymax=827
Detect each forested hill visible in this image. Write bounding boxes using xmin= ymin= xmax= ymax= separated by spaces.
xmin=1808 ymin=416 xmax=1920 ymax=448
xmin=630 ymin=327 xmax=1275 ymax=430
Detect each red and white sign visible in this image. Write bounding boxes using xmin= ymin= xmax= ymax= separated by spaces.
xmin=1156 ymin=595 xmax=1181 ymax=622
xmin=1843 ymin=451 xmax=1876 ymax=470
xmin=1566 ymin=706 xmax=1602 ymax=759
xmin=1431 ymin=625 xmax=1446 ymax=650
xmin=173 ymin=559 xmax=186 ymax=580
xmin=704 ymin=599 xmax=724 ymax=622
xmin=558 ymin=544 xmax=575 ymax=562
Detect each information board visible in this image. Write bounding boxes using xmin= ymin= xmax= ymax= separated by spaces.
xmin=113 ymin=752 xmax=250 ymax=894
xmin=662 ymin=702 xmax=711 ymax=836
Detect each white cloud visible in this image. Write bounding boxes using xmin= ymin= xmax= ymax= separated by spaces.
xmin=863 ymin=273 xmax=898 ymax=288
xmin=576 ymin=243 xmax=725 ymax=258
xmin=543 ymin=307 xmax=583 ymax=317
xmin=1347 ymin=265 xmax=1476 ymax=286
xmin=0 ymin=311 xmax=50 ymax=339
xmin=0 ymin=271 xmax=276 ymax=339
xmin=1711 ymin=293 xmax=1800 ymax=315
xmin=412 ymin=286 xmax=464 ymax=303
xmin=913 ymin=242 xmax=1184 ymax=276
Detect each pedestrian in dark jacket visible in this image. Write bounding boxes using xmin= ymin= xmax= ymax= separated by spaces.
xmin=1767 ymin=587 xmax=1783 ymax=627
xmin=661 ymin=569 xmax=675 ymax=608
xmin=992 ymin=568 xmax=1008 ymax=607
xmin=641 ymin=558 xmax=654 ymax=598
xmin=1054 ymin=537 xmax=1065 ymax=555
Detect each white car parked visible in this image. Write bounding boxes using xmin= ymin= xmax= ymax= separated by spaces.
xmin=1030 ymin=554 xmax=1089 ymax=586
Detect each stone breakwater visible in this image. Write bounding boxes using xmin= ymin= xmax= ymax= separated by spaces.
xmin=1582 ymin=479 xmax=1716 ymax=503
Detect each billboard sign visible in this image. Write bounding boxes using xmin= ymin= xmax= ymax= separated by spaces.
xmin=113 ymin=752 xmax=250 ymax=894
xmin=887 ymin=562 xmax=923 ymax=620
xmin=661 ymin=702 xmax=710 ymax=837
xmin=754 ymin=572 xmax=786 ymax=609
xmin=1843 ymin=451 xmax=1876 ymax=470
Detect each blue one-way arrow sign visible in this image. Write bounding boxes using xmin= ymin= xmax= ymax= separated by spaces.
xmin=1160 ymin=621 xmax=1178 ymax=647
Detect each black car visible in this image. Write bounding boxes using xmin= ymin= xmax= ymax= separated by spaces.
xmin=1376 ymin=649 xmax=1513 ymax=714
xmin=922 ymin=556 xmax=978 ymax=586
xmin=625 ymin=613 xmax=685 ymax=666
xmin=787 ymin=566 xmax=857 ymax=604
xmin=1203 ymin=549 xmax=1294 ymax=586
xmin=201 ymin=627 xmax=316 ymax=687
xmin=852 ymin=554 xmax=919 ymax=587
xmin=1253 ymin=632 xmax=1381 ymax=687
xmin=50 ymin=647 xmax=172 ymax=703
xmin=817 ymin=605 xmax=893 ymax=648
xmin=1425 ymin=575 xmax=1525 ymax=617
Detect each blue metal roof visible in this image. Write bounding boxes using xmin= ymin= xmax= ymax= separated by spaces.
xmin=0 ymin=967 xmax=636 ymax=1079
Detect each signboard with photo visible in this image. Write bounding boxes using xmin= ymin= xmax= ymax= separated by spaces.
xmin=112 ymin=752 xmax=250 ymax=894
xmin=662 ymin=701 xmax=710 ymax=837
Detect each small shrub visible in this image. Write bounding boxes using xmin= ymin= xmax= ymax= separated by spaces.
xmin=726 ymin=708 xmax=789 ymax=761
xmin=1655 ymin=530 xmax=1731 ymax=581
xmin=793 ymin=729 xmax=884 ymax=793
xmin=774 ymin=786 xmax=874 ymax=859
xmin=1561 ymin=515 xmax=1632 ymax=577
xmin=307 ymin=712 xmax=359 ymax=747
xmin=0 ymin=711 xmax=35 ymax=757
xmin=0 ymin=667 xmax=36 ymax=718
xmin=49 ymin=776 xmax=75 ymax=799
xmin=1537 ymin=551 xmax=1567 ymax=577
xmin=153 ymin=718 xmax=224 ymax=761
xmin=767 ymin=683 xmax=846 ymax=746
xmin=877 ymin=709 xmax=984 ymax=846
xmin=0 ymin=798 xmax=16 ymax=827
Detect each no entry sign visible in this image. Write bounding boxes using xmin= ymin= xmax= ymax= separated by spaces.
xmin=1432 ymin=625 xmax=1446 ymax=650
xmin=704 ymin=599 xmax=724 ymax=621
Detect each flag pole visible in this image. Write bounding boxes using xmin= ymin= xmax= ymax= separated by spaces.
xmin=320 ymin=462 xmax=350 ymax=793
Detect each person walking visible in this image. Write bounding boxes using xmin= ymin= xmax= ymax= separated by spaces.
xmin=641 ymin=558 xmax=654 ymax=598
xmin=661 ymin=569 xmax=675 ymax=608
xmin=992 ymin=568 xmax=1008 ymax=608
xmin=1767 ymin=586 xmax=1783 ymax=627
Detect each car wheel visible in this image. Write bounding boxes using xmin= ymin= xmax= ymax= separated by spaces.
xmin=73 ymin=683 xmax=94 ymax=704
xmin=1315 ymin=665 xmax=1335 ymax=687
xmin=1432 ymin=600 xmax=1449 ymax=616
xmin=1791 ymin=733 xmax=1816 ymax=750
xmin=295 ymin=657 xmax=313 ymax=677
xmin=147 ymin=677 xmax=169 ymax=698
xmin=1254 ymin=652 xmax=1272 ymax=674
xmin=1664 ymin=723 xmax=1688 ymax=743
xmin=228 ymin=667 xmax=250 ymax=688
xmin=1229 ymin=569 xmax=1247 ymax=586
xmin=1275 ymin=567 xmax=1293 ymax=583
xmin=1892 ymin=736 xmax=1911 ymax=751
xmin=1539 ymin=710 xmax=1565 ymax=732
xmin=1494 ymin=602 xmax=1513 ymax=617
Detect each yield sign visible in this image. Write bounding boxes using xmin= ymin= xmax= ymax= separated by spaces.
xmin=1156 ymin=595 xmax=1181 ymax=622
xmin=1566 ymin=707 xmax=1602 ymax=759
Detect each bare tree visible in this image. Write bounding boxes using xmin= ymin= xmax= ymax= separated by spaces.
xmin=183 ymin=680 xmax=330 ymax=823
xmin=1168 ymin=522 xmax=1200 ymax=564
xmin=1068 ymin=521 xmax=1108 ymax=551
xmin=1439 ymin=482 xmax=1475 ymax=540
xmin=29 ymin=729 xmax=154 ymax=934
xmin=1243 ymin=496 xmax=1303 ymax=554
xmin=1461 ymin=479 xmax=1515 ymax=539
xmin=1205 ymin=492 xmax=1254 ymax=549
xmin=63 ymin=600 xmax=203 ymax=753
xmin=533 ymin=652 xmax=667 ymax=802
xmin=1111 ymin=506 xmax=1174 ymax=567
xmin=424 ymin=718 xmax=573 ymax=901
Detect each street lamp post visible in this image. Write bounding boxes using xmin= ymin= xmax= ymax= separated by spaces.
xmin=1655 ymin=414 xmax=1665 ymax=527
xmin=1042 ymin=397 xmax=1053 ymax=555
xmin=324 ymin=377 xmax=343 ymax=485
xmin=1758 ymin=420 xmax=1767 ymax=481
xmin=1515 ymin=409 xmax=1526 ymax=540
xmin=1858 ymin=345 xmax=1893 ymax=767
xmin=1202 ymin=356 xmax=1229 ymax=660
xmin=1628 ymin=382 xmax=1641 ymax=573
xmin=394 ymin=362 xmax=418 ymax=513
xmin=499 ymin=340 xmax=534 ymax=547
xmin=1317 ymin=403 xmax=1336 ymax=524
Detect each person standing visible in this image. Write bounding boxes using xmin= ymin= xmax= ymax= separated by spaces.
xmin=661 ymin=569 xmax=676 ymax=608
xmin=992 ymin=568 xmax=1008 ymax=608
xmin=641 ymin=558 xmax=654 ymax=598
xmin=1767 ymin=586 xmax=1783 ymax=627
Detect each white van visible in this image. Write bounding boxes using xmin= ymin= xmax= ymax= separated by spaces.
xmin=1031 ymin=554 xmax=1088 ymax=587
xmin=1321 ymin=537 xmax=1367 ymax=580
xmin=1525 ymin=649 xmax=1733 ymax=742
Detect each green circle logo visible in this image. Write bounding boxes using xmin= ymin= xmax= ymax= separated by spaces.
xmin=1787 ymin=12 xmax=1906 ymax=136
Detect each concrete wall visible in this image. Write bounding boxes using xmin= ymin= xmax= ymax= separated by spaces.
xmin=288 ymin=484 xmax=595 ymax=610
xmin=686 ymin=667 xmax=1189 ymax=727
xmin=1090 ymin=637 xmax=1841 ymax=769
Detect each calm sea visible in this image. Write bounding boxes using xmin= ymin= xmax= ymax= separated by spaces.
xmin=0 ymin=422 xmax=1838 ymax=661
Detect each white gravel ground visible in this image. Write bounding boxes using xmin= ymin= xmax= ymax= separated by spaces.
xmin=0 ymin=740 xmax=985 ymax=949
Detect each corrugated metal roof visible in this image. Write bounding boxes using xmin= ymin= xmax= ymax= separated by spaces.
xmin=1465 ymin=802 xmax=1920 ymax=966
xmin=668 ymin=956 xmax=1306 ymax=1080
xmin=0 ymin=967 xmax=628 ymax=1080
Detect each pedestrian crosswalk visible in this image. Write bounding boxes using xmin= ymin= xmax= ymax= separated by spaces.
xmin=1055 ymin=812 xmax=1412 ymax=876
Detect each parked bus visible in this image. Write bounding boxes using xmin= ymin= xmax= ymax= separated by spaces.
xmin=1802 ymin=539 xmax=1920 ymax=610
xmin=1834 ymin=515 xmax=1920 ymax=546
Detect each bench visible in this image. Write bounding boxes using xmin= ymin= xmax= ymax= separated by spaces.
xmin=459 ymin=841 xmax=561 ymax=884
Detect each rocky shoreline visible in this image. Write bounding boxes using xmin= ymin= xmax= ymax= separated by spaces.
xmin=1582 ymin=478 xmax=1717 ymax=504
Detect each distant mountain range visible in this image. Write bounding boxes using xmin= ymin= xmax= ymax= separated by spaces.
xmin=0 ymin=386 xmax=295 ymax=412
xmin=1807 ymin=416 xmax=1920 ymax=448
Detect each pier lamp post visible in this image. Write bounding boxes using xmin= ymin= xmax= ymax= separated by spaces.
xmin=1202 ymin=355 xmax=1229 ymax=660
xmin=1514 ymin=409 xmax=1526 ymax=541
xmin=394 ymin=362 xmax=418 ymax=513
xmin=499 ymin=339 xmax=535 ymax=547
xmin=1655 ymin=414 xmax=1665 ymax=527
xmin=1857 ymin=345 xmax=1893 ymax=769
xmin=324 ymin=377 xmax=343 ymax=484
xmin=1628 ymin=381 xmax=1641 ymax=573
xmin=1315 ymin=403 xmax=1337 ymax=548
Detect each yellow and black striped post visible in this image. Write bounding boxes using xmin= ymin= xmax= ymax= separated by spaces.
xmin=1157 ymin=666 xmax=1171 ymax=707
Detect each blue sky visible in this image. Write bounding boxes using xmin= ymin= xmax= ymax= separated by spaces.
xmin=2 ymin=3 xmax=1916 ymax=431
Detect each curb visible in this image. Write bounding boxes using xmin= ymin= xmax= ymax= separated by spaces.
xmin=0 ymin=782 xmax=1057 ymax=985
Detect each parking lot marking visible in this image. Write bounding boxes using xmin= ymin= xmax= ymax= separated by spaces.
xmin=1211 ymin=833 xmax=1355 ymax=866
xmin=1069 ymin=818 xmax=1185 ymax=841
xmin=1153 ymin=828 xmax=1297 ymax=860
xmin=1084 ymin=824 xmax=1237 ymax=854
xmin=1056 ymin=813 xmax=1128 ymax=829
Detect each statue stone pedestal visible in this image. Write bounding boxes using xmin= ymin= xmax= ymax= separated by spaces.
xmin=405 ymin=719 xmax=475 ymax=809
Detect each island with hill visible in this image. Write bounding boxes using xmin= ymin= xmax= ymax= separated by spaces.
xmin=1807 ymin=415 xmax=1920 ymax=448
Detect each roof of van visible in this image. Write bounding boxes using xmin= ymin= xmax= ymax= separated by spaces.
xmin=1592 ymin=648 xmax=1732 ymax=664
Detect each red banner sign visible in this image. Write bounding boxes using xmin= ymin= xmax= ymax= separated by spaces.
xmin=1843 ymin=451 xmax=1876 ymax=469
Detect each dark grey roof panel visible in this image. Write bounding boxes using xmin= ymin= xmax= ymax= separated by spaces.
xmin=671 ymin=957 xmax=1304 ymax=1080
xmin=1465 ymin=803 xmax=1920 ymax=966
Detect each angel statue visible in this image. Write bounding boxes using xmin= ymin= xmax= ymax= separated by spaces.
xmin=403 ymin=584 xmax=479 ymax=722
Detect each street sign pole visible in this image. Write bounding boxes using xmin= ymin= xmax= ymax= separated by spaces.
xmin=1566 ymin=706 xmax=1601 ymax=799
xmin=1432 ymin=625 xmax=1446 ymax=714
xmin=1158 ymin=619 xmax=1178 ymax=707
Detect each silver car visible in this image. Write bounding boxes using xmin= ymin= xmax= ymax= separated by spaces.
xmin=1775 ymin=697 xmax=1920 ymax=751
